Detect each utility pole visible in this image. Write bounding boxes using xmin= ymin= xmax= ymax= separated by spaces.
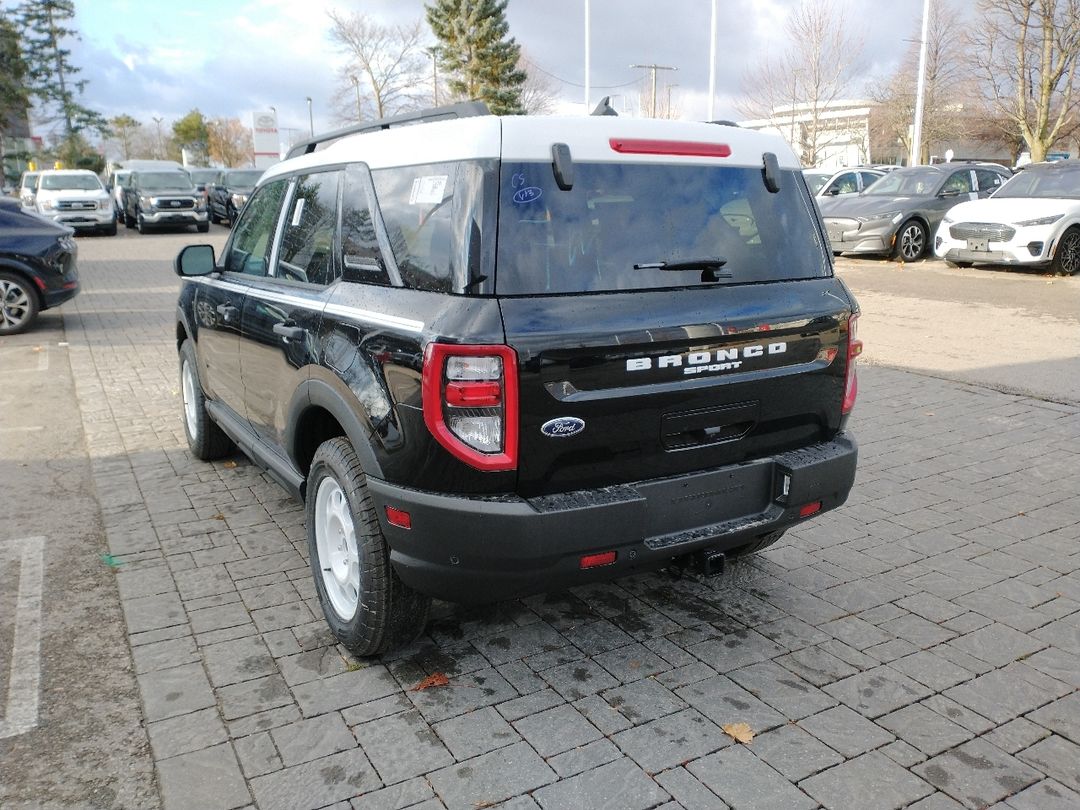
xmin=305 ymin=96 xmax=314 ymax=136
xmin=630 ymin=63 xmax=678 ymax=118
xmin=152 ymin=116 xmax=164 ymax=159
xmin=584 ymin=0 xmax=591 ymax=110
xmin=665 ymin=84 xmax=678 ymax=119
xmin=910 ymin=0 xmax=931 ymax=166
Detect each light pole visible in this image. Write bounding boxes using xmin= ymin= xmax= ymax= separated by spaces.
xmin=707 ymin=0 xmax=717 ymax=120
xmin=910 ymin=0 xmax=931 ymax=166
xmin=350 ymin=77 xmax=362 ymax=121
xmin=305 ymin=96 xmax=314 ymax=137
xmin=151 ymin=116 xmax=163 ymax=159
xmin=584 ymin=0 xmax=591 ymax=110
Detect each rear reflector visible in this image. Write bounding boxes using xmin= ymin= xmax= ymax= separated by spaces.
xmin=609 ymin=138 xmax=732 ymax=158
xmin=385 ymin=506 xmax=412 ymax=529
xmin=799 ymin=501 xmax=822 ymax=518
xmin=580 ymin=551 xmax=617 ymax=569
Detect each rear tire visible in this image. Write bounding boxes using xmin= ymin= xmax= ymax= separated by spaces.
xmin=893 ymin=219 xmax=927 ymax=262
xmin=0 ymin=271 xmax=40 ymax=335
xmin=307 ymin=437 xmax=431 ymax=657
xmin=1050 ymin=226 xmax=1080 ymax=276
xmin=179 ymin=340 xmax=234 ymax=460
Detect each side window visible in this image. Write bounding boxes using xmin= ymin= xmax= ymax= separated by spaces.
xmin=225 ymin=179 xmax=288 ymax=276
xmin=373 ymin=162 xmax=457 ymax=292
xmin=976 ymin=169 xmax=1004 ymax=193
xmin=340 ymin=166 xmax=390 ymax=286
xmin=859 ymin=171 xmax=881 ymax=189
xmin=941 ymin=170 xmax=974 ymax=195
xmin=834 ymin=172 xmax=858 ymax=194
xmin=275 ymin=171 xmax=340 ymax=286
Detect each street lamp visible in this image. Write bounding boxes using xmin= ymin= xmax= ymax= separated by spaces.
xmin=350 ymin=77 xmax=362 ymax=121
xmin=305 ymin=96 xmax=314 ymax=137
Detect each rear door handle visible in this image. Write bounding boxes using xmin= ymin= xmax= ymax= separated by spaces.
xmin=273 ymin=322 xmax=306 ymax=341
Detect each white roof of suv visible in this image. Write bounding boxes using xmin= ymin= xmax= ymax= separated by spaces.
xmin=263 ymin=115 xmax=800 ymax=184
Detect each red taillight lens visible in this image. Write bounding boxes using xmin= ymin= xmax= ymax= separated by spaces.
xmin=842 ymin=313 xmax=863 ymax=415
xmin=422 ymin=343 xmax=518 ymax=471
xmin=799 ymin=501 xmax=822 ymax=518
xmin=580 ymin=551 xmax=617 ymax=569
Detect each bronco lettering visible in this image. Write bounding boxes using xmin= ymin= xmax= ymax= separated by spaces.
xmin=626 ymin=342 xmax=788 ymax=372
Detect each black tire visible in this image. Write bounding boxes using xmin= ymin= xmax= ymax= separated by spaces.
xmin=179 ymin=340 xmax=233 ymax=460
xmin=137 ymin=214 xmax=148 ymax=234
xmin=1050 ymin=226 xmax=1080 ymax=276
xmin=893 ymin=219 xmax=927 ymax=262
xmin=196 ymin=221 xmax=210 ymax=233
xmin=124 ymin=208 xmax=134 ymax=228
xmin=103 ymin=220 xmax=118 ymax=236
xmin=0 ymin=270 xmax=40 ymax=335
xmin=729 ymin=530 xmax=786 ymax=558
xmin=226 ymin=204 xmax=237 ymax=227
xmin=306 ymin=437 xmax=431 ymax=657
xmin=209 ymin=207 xmax=219 ymax=225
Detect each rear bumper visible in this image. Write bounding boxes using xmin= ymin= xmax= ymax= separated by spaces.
xmin=369 ymin=434 xmax=858 ymax=603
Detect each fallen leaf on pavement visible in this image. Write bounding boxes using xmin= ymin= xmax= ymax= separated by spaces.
xmin=412 ymin=672 xmax=450 ymax=691
xmin=223 ymin=460 xmax=238 ymax=469
xmin=722 ymin=722 xmax=754 ymax=744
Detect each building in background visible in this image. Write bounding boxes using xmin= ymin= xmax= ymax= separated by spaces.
xmin=740 ymin=99 xmax=872 ymax=170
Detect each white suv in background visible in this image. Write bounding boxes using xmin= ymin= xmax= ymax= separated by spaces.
xmin=34 ymin=169 xmax=117 ymax=236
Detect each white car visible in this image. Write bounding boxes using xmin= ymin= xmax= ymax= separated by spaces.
xmin=935 ymin=160 xmax=1080 ymax=275
xmin=34 ymin=169 xmax=117 ymax=236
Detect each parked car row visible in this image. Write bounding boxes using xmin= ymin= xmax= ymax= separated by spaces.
xmin=10 ymin=164 xmax=265 ymax=237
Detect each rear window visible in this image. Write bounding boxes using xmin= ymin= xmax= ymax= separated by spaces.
xmin=496 ymin=162 xmax=830 ymax=295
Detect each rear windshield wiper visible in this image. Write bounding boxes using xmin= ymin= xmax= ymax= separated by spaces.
xmin=633 ymin=257 xmax=732 ymax=280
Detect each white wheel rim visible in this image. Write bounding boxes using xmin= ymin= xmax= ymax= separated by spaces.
xmin=315 ymin=476 xmax=360 ymax=621
xmin=181 ymin=359 xmax=199 ymax=439
xmin=1 ymin=279 xmax=31 ymax=329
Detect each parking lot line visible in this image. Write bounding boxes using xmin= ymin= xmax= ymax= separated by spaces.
xmin=0 ymin=536 xmax=45 ymax=740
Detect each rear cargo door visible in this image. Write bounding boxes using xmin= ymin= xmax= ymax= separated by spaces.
xmin=495 ymin=159 xmax=855 ymax=497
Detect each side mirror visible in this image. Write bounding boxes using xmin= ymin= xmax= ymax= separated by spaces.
xmin=175 ymin=244 xmax=217 ymax=277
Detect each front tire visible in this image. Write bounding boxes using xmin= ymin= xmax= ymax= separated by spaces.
xmin=137 ymin=214 xmax=148 ymax=234
xmin=1051 ymin=226 xmax=1080 ymax=276
xmin=124 ymin=208 xmax=134 ymax=228
xmin=893 ymin=219 xmax=927 ymax=262
xmin=0 ymin=271 xmax=40 ymax=335
xmin=197 ymin=221 xmax=210 ymax=233
xmin=103 ymin=220 xmax=118 ymax=236
xmin=307 ymin=437 xmax=431 ymax=657
xmin=179 ymin=340 xmax=233 ymax=460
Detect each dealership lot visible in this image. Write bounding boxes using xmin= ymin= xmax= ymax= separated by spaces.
xmin=2 ymin=231 xmax=1080 ymax=809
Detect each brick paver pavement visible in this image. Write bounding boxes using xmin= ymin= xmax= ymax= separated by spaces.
xmin=63 ymin=234 xmax=1080 ymax=809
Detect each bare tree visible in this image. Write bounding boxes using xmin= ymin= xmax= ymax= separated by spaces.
xmin=207 ymin=117 xmax=253 ymax=167
xmin=737 ymin=0 xmax=865 ymax=166
xmin=969 ymin=0 xmax=1080 ymax=162
xmin=327 ymin=9 xmax=427 ymax=122
xmin=636 ymin=83 xmax=681 ymax=120
xmin=518 ymin=52 xmax=557 ymax=115
xmin=870 ymin=0 xmax=970 ymax=163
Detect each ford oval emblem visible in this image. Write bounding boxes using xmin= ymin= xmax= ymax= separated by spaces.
xmin=541 ymin=417 xmax=585 ymax=438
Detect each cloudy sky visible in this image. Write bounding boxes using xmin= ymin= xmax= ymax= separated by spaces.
xmin=65 ymin=0 xmax=926 ymax=137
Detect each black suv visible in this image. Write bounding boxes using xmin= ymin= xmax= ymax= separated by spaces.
xmin=174 ymin=103 xmax=860 ymax=655
xmin=208 ymin=168 xmax=264 ymax=226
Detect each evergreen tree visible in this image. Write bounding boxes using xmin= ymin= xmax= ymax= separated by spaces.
xmin=13 ymin=0 xmax=106 ymax=139
xmin=172 ymin=109 xmax=210 ymax=165
xmin=425 ymin=0 xmax=526 ymax=115
xmin=0 ymin=12 xmax=30 ymax=184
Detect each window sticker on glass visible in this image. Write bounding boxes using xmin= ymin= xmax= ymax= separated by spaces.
xmin=291 ymin=197 xmax=306 ymax=227
xmin=409 ymin=175 xmax=448 ymax=205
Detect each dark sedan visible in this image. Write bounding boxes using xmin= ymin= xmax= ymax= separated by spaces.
xmin=0 ymin=198 xmax=80 ymax=335
xmin=208 ymin=168 xmax=264 ymax=226
xmin=819 ymin=164 xmax=1011 ymax=261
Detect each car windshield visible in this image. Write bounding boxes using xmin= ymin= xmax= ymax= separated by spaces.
xmin=225 ymin=170 xmax=263 ymax=187
xmin=138 ymin=172 xmax=193 ymax=191
xmin=39 ymin=174 xmax=103 ymax=191
xmin=187 ymin=170 xmax=219 ymax=184
xmin=114 ymin=172 xmax=131 ymax=186
xmin=21 ymin=173 xmax=39 ymax=189
xmin=863 ymin=169 xmax=942 ymax=196
xmin=497 ymin=161 xmax=830 ymax=294
xmin=993 ymin=166 xmax=1080 ymax=199
xmin=803 ymin=172 xmax=831 ymax=195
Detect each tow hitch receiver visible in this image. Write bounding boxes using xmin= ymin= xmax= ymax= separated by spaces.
xmin=698 ymin=548 xmax=726 ymax=577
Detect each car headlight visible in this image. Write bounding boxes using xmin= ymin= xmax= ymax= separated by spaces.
xmin=99 ymin=200 xmax=111 ymax=210
xmin=1014 ymin=214 xmax=1063 ymax=227
xmin=230 ymin=193 xmax=248 ymax=207
xmin=139 ymin=195 xmax=153 ymax=209
xmin=856 ymin=210 xmax=903 ymax=225
xmin=41 ymin=199 xmax=55 ymax=210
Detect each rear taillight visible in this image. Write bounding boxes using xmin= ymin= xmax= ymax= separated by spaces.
xmin=842 ymin=313 xmax=863 ymax=415
xmin=422 ymin=343 xmax=518 ymax=471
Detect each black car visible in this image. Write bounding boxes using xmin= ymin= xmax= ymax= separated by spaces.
xmin=121 ymin=170 xmax=210 ymax=234
xmin=175 ymin=104 xmax=860 ymax=655
xmin=0 ymin=198 xmax=80 ymax=335
xmin=207 ymin=168 xmax=263 ymax=226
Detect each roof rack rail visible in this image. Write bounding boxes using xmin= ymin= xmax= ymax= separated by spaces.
xmin=285 ymin=101 xmax=491 ymax=160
